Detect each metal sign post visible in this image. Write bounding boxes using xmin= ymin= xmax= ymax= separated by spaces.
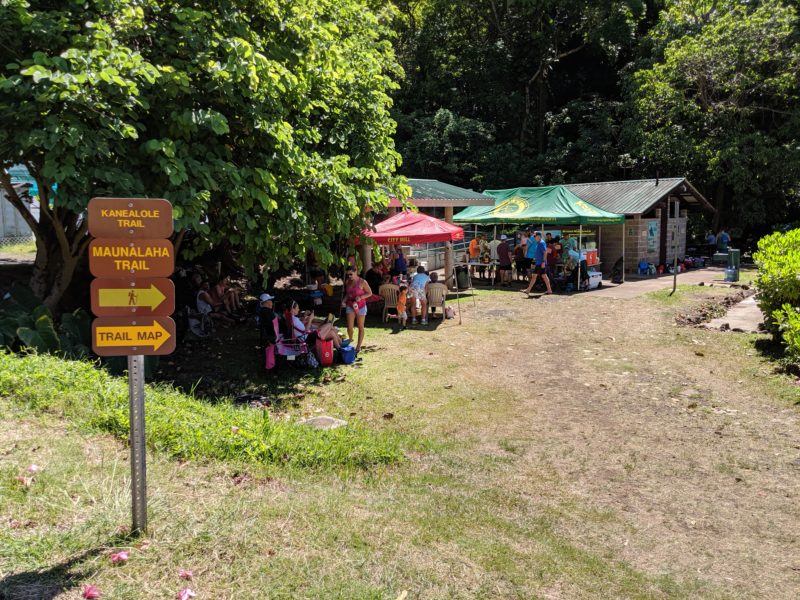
xmin=87 ymin=197 xmax=175 ymax=536
xmin=128 ymin=354 xmax=147 ymax=533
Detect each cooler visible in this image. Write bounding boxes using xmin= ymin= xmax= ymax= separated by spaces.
xmin=587 ymin=271 xmax=603 ymax=290
xmin=309 ymin=290 xmax=324 ymax=306
xmin=339 ymin=345 xmax=357 ymax=364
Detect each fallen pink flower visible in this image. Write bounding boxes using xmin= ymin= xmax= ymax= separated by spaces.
xmin=15 ymin=476 xmax=32 ymax=488
xmin=26 ymin=464 xmax=41 ymax=473
xmin=82 ymin=584 xmax=101 ymax=598
xmin=110 ymin=551 xmax=129 ymax=564
xmin=230 ymin=426 xmax=240 ymax=434
xmin=178 ymin=569 xmax=193 ymax=580
xmin=176 ymin=589 xmax=196 ymax=600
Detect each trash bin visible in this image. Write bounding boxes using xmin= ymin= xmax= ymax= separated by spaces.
xmin=456 ymin=265 xmax=469 ymax=290
xmin=727 ymin=248 xmax=740 ymax=269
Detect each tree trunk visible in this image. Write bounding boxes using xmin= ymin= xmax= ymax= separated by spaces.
xmin=29 ymin=224 xmax=82 ymax=312
xmin=712 ymin=181 xmax=724 ymax=231
xmin=1 ymin=168 xmax=89 ymax=311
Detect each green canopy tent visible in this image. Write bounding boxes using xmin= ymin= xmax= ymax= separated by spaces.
xmin=453 ymin=185 xmax=624 ymax=225
xmin=454 ymin=186 xmax=626 ymax=288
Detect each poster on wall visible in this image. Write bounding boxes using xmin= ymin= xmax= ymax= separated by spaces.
xmin=647 ymin=221 xmax=658 ymax=252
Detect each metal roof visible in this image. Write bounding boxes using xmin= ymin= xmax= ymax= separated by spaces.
xmin=389 ymin=178 xmax=495 ymax=208
xmin=564 ymin=178 xmax=714 ymax=216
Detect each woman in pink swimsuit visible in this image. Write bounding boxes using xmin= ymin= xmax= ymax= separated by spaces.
xmin=341 ymin=266 xmax=372 ymax=353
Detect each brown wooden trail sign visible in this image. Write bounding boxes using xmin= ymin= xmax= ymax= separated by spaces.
xmin=91 ymin=316 xmax=177 ymax=356
xmin=89 ymin=238 xmax=174 ymax=278
xmin=88 ymin=198 xmax=174 ymax=239
xmin=87 ymin=197 xmax=176 ymax=535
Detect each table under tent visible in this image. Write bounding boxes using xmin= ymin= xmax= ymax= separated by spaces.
xmin=362 ymin=210 xmax=470 ymax=323
xmin=453 ymin=186 xmax=626 ymax=290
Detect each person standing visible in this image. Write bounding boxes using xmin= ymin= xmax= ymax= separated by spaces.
xmin=342 ymin=266 xmax=372 ymax=353
xmin=706 ymin=230 xmax=717 ymax=257
xmin=513 ymin=242 xmax=526 ymax=281
xmin=717 ymin=228 xmax=731 ymax=252
xmin=396 ymin=284 xmax=408 ymax=330
xmin=521 ymin=231 xmax=552 ymax=296
xmin=409 ymin=266 xmax=431 ymax=325
xmin=496 ymin=234 xmax=512 ymax=286
xmin=488 ymin=234 xmax=501 ymax=282
xmin=392 ymin=246 xmax=408 ymax=278
xmin=478 ymin=235 xmax=490 ymax=279
xmin=468 ymin=233 xmax=482 ymax=278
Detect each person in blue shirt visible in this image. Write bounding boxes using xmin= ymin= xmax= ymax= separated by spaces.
xmin=409 ymin=266 xmax=431 ymax=325
xmin=706 ymin=230 xmax=717 ymax=257
xmin=521 ymin=231 xmax=552 ymax=296
xmin=716 ymin=228 xmax=731 ymax=252
xmin=392 ymin=246 xmax=408 ymax=277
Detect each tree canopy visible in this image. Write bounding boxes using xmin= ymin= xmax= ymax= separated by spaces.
xmin=392 ymin=0 xmax=800 ymax=231
xmin=626 ymin=1 xmax=800 ymax=229
xmin=0 ymin=0 xmax=405 ymax=308
xmin=2 ymin=0 xmax=799 ymax=310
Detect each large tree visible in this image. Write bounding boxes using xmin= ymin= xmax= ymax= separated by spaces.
xmin=0 ymin=0 xmax=404 ymax=309
xmin=392 ymin=0 xmax=644 ymax=188
xmin=625 ymin=1 xmax=800 ymax=229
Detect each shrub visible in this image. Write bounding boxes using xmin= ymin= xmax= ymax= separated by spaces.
xmin=774 ymin=304 xmax=800 ymax=361
xmin=0 ymin=283 xmax=91 ymax=357
xmin=0 ymin=352 xmax=404 ymax=469
xmin=753 ymin=229 xmax=800 ymax=360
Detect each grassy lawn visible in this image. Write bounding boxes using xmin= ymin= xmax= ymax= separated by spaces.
xmin=0 ymin=239 xmax=36 ymax=256
xmin=1 ymin=282 xmax=798 ymax=599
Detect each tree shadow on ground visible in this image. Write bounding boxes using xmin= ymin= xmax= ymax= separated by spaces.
xmin=0 ymin=534 xmax=130 ymax=600
xmin=751 ymin=337 xmax=800 ymax=389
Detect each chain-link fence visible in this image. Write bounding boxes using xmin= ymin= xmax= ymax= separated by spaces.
xmin=0 ymin=235 xmax=35 ymax=248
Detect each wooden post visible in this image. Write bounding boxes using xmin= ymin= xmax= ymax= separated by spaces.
xmin=444 ymin=206 xmax=455 ymax=289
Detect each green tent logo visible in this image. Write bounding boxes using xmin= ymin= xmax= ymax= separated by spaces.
xmin=490 ymin=196 xmax=529 ymax=217
xmin=574 ymin=200 xmax=600 ymax=215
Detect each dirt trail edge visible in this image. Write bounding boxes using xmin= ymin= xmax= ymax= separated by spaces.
xmin=431 ymin=289 xmax=800 ymax=598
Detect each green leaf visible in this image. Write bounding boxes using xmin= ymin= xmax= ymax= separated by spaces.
xmin=34 ymin=315 xmax=60 ymax=353
xmin=16 ymin=327 xmax=45 ymax=352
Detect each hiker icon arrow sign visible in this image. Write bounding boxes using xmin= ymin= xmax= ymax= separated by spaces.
xmin=90 ymin=278 xmax=175 ymax=317
xmin=92 ymin=317 xmax=177 ymax=356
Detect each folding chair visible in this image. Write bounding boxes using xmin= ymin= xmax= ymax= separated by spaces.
xmin=426 ymin=283 xmax=448 ymax=319
xmin=379 ymin=283 xmax=400 ymax=322
xmin=273 ymin=317 xmax=309 ymax=364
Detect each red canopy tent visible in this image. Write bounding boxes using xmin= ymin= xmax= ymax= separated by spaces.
xmin=363 ymin=210 xmax=464 ymax=244
xmin=363 ymin=211 xmax=467 ymax=323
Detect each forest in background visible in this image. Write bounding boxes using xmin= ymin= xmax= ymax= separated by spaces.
xmin=389 ymin=0 xmax=800 ymax=234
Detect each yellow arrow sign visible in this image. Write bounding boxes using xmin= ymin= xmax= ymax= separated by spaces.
xmin=98 ymin=284 xmax=167 ymax=310
xmin=95 ymin=321 xmax=171 ymax=351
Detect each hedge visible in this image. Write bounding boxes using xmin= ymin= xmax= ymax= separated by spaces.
xmin=753 ymin=228 xmax=800 ymax=360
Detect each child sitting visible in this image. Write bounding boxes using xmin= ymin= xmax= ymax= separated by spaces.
xmin=396 ymin=284 xmax=408 ymax=330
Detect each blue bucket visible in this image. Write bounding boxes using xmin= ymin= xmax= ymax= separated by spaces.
xmin=339 ymin=345 xmax=357 ymax=364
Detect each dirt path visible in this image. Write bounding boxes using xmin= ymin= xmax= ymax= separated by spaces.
xmin=389 ymin=289 xmax=800 ymax=598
